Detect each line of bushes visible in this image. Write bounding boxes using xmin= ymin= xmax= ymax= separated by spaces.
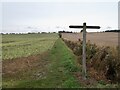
xmin=62 ymin=38 xmax=120 ymax=83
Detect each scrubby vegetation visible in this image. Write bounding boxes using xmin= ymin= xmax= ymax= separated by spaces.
xmin=62 ymin=38 xmax=120 ymax=83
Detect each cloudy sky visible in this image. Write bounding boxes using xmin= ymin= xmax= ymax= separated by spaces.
xmin=0 ymin=0 xmax=119 ymax=33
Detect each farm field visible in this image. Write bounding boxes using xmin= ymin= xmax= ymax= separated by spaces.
xmin=2 ymin=34 xmax=81 ymax=88
xmin=62 ymin=32 xmax=118 ymax=47
xmin=2 ymin=33 xmax=120 ymax=88
xmin=2 ymin=33 xmax=58 ymax=60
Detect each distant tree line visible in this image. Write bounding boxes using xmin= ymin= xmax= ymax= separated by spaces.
xmin=58 ymin=30 xmax=73 ymax=33
xmin=0 ymin=32 xmax=56 ymax=35
xmin=105 ymin=30 xmax=120 ymax=32
xmin=58 ymin=30 xmax=73 ymax=38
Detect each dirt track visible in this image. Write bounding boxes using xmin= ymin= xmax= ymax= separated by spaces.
xmin=62 ymin=32 xmax=118 ymax=47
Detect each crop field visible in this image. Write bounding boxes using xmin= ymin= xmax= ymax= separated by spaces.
xmin=2 ymin=34 xmax=82 ymax=88
xmin=2 ymin=33 xmax=120 ymax=88
xmin=62 ymin=32 xmax=118 ymax=47
xmin=2 ymin=33 xmax=58 ymax=60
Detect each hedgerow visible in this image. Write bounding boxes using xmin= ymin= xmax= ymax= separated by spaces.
xmin=62 ymin=38 xmax=120 ymax=83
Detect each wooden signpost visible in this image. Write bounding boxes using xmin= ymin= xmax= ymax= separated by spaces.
xmin=69 ymin=22 xmax=100 ymax=80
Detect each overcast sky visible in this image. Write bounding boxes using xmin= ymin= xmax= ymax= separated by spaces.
xmin=0 ymin=0 xmax=119 ymax=33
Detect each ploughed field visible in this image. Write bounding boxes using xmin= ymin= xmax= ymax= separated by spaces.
xmin=61 ymin=32 xmax=118 ymax=47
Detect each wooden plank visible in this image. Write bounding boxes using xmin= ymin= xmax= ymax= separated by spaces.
xmin=69 ymin=26 xmax=83 ymax=28
xmin=86 ymin=26 xmax=100 ymax=29
xmin=69 ymin=25 xmax=100 ymax=29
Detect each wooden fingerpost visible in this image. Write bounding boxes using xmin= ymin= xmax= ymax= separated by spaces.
xmin=69 ymin=22 xmax=100 ymax=80
xmin=82 ymin=22 xmax=87 ymax=80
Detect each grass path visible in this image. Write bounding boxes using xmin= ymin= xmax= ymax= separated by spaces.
xmin=3 ymin=38 xmax=81 ymax=88
xmin=39 ymin=38 xmax=81 ymax=88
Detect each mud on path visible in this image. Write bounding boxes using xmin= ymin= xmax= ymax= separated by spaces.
xmin=2 ymin=51 xmax=50 ymax=83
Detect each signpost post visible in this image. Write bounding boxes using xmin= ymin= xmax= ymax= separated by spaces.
xmin=69 ymin=22 xmax=100 ymax=80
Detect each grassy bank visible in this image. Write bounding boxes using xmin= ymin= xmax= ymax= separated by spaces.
xmin=3 ymin=38 xmax=81 ymax=88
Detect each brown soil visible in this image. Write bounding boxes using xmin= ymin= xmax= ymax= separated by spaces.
xmin=2 ymin=51 xmax=50 ymax=79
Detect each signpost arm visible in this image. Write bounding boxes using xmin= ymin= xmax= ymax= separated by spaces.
xmin=82 ymin=22 xmax=87 ymax=80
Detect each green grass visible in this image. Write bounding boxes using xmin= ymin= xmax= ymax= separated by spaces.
xmin=43 ymin=38 xmax=81 ymax=88
xmin=2 ymin=38 xmax=81 ymax=88
xmin=2 ymin=33 xmax=58 ymax=60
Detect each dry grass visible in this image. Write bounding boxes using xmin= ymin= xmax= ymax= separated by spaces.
xmin=62 ymin=32 xmax=118 ymax=48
